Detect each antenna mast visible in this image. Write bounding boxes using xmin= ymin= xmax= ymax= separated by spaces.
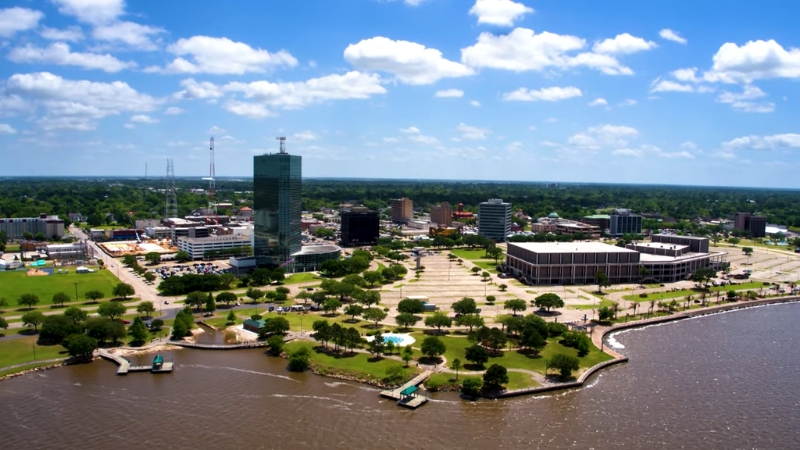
xmin=208 ymin=137 xmax=218 ymax=225
xmin=165 ymin=159 xmax=178 ymax=219
xmin=277 ymin=136 xmax=286 ymax=154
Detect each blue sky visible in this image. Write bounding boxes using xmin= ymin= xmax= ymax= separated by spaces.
xmin=1 ymin=0 xmax=800 ymax=187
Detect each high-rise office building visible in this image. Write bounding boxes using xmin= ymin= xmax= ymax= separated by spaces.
xmin=391 ymin=197 xmax=413 ymax=224
xmin=253 ymin=139 xmax=301 ymax=268
xmin=609 ymin=209 xmax=642 ymax=236
xmin=340 ymin=207 xmax=379 ymax=247
xmin=733 ymin=212 xmax=767 ymax=238
xmin=478 ymin=198 xmax=511 ymax=242
xmin=430 ymin=202 xmax=453 ymax=227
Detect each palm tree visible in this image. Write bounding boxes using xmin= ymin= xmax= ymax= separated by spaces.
xmin=648 ymin=298 xmax=657 ymax=317
xmin=611 ymin=301 xmax=620 ymax=319
xmin=628 ymin=300 xmax=638 ymax=317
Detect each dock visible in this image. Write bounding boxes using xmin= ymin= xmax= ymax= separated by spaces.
xmin=97 ymin=349 xmax=174 ymax=375
xmin=379 ymin=370 xmax=431 ymax=409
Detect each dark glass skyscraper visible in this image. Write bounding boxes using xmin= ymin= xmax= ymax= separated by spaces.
xmin=253 ymin=144 xmax=301 ymax=269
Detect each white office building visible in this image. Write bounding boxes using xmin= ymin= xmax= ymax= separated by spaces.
xmin=177 ymin=235 xmax=252 ymax=260
xmin=478 ymin=199 xmax=512 ymax=242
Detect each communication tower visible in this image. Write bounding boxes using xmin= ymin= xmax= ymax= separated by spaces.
xmin=277 ymin=136 xmax=286 ymax=154
xmin=202 ymin=137 xmax=218 ymax=225
xmin=165 ymin=159 xmax=178 ymax=219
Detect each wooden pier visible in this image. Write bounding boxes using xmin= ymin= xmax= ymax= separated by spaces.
xmin=380 ymin=370 xmax=432 ymax=409
xmin=97 ymin=349 xmax=174 ymax=375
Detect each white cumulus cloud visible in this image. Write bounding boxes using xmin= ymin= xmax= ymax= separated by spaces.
xmin=0 ymin=123 xmax=17 ymax=134
xmin=5 ymin=71 xmax=159 ymax=130
xmin=130 ymin=114 xmax=158 ymax=123
xmin=39 ymin=26 xmax=84 ymax=42
xmin=293 ymin=131 xmax=318 ymax=141
xmin=92 ymin=21 xmax=164 ymax=50
xmin=503 ymin=86 xmax=582 ymax=102
xmin=435 ymin=89 xmax=464 ymax=98
xmin=0 ymin=7 xmax=43 ymax=37
xmin=568 ymin=124 xmax=638 ymax=149
xmin=461 ymin=28 xmax=635 ymax=75
xmin=722 ymin=134 xmax=800 ymax=150
xmin=456 ymin=123 xmax=490 ymax=140
xmin=53 ymin=0 xmax=125 ymax=24
xmin=223 ymin=100 xmax=272 ymax=119
xmin=164 ymin=106 xmax=184 ymax=115
xmin=704 ymin=39 xmax=800 ymax=84
xmin=400 ymin=126 xmax=420 ymax=134
xmin=469 ymin=0 xmax=534 ymax=27
xmin=593 ymin=33 xmax=657 ymax=55
xmin=716 ymin=85 xmax=774 ymax=113
xmin=153 ymin=36 xmax=297 ymax=74
xmin=589 ymin=98 xmax=608 ymax=106
xmin=659 ymin=29 xmax=687 ymax=44
xmin=8 ymin=43 xmax=135 ymax=72
xmin=470 ymin=100 xmax=481 ymax=107
xmin=344 ymin=36 xmax=474 ymax=85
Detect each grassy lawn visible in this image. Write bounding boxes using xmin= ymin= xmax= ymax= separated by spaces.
xmin=285 ymin=340 xmax=418 ymax=383
xmin=283 ymin=273 xmax=325 ymax=285
xmin=425 ymin=372 xmax=482 ymax=391
xmin=5 ymin=244 xmax=21 ymax=252
xmin=450 ymin=248 xmax=491 ymax=261
xmin=0 ymin=361 xmax=60 ymax=378
xmin=411 ymin=332 xmax=611 ymax=376
xmin=0 ymin=336 xmax=68 ymax=369
xmin=570 ymin=298 xmax=617 ymax=310
xmin=622 ymin=281 xmax=765 ymax=301
xmin=506 ymin=371 xmax=540 ymax=390
xmin=0 ymin=269 xmax=121 ymax=306
xmin=472 ymin=260 xmax=500 ymax=274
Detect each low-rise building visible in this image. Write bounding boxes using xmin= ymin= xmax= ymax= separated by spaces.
xmin=46 ymin=242 xmax=88 ymax=262
xmin=177 ymin=234 xmax=252 ymax=260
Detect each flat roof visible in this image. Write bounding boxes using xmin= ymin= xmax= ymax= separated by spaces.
xmin=633 ymin=242 xmax=689 ymax=250
xmin=179 ymin=235 xmax=251 ymax=244
xmin=294 ymin=244 xmax=341 ymax=255
xmin=584 ymin=214 xmax=611 ymax=219
xmin=509 ymin=242 xmax=638 ymax=254
xmin=639 ymin=252 xmax=723 ymax=263
xmin=652 ymin=234 xmax=708 ymax=241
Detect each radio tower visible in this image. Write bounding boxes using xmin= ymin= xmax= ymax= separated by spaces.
xmin=277 ymin=136 xmax=286 ymax=153
xmin=205 ymin=137 xmax=218 ymax=224
xmin=165 ymin=159 xmax=178 ymax=219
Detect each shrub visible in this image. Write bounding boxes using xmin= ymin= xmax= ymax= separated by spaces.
xmin=639 ymin=293 xmax=648 ymax=298
xmin=547 ymin=322 xmax=568 ymax=337
xmin=461 ymin=378 xmax=483 ymax=398
xmin=287 ymin=347 xmax=311 ymax=372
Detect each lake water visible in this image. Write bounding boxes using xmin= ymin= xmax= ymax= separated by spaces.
xmin=2 ymin=303 xmax=799 ymax=449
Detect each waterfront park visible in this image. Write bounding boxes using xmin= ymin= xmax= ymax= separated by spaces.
xmin=1 ymin=237 xmax=798 ymax=399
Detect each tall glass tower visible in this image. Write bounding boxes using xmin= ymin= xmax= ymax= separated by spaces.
xmin=253 ymin=138 xmax=301 ymax=269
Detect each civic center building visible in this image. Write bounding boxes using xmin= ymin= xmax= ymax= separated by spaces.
xmin=504 ymin=234 xmax=726 ymax=285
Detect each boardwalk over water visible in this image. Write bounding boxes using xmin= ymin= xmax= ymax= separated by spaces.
xmin=97 ymin=349 xmax=173 ymax=375
xmin=169 ymin=341 xmax=267 ymax=350
xmin=380 ymin=370 xmax=432 ymax=409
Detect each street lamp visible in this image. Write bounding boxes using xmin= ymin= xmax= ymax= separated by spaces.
xmin=74 ymin=282 xmax=79 ymax=302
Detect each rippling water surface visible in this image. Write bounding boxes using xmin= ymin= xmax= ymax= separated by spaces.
xmin=2 ymin=304 xmax=800 ymax=449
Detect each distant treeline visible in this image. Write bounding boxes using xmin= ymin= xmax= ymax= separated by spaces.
xmin=1 ymin=178 xmax=799 ymax=228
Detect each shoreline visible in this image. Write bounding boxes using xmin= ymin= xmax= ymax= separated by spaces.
xmin=3 ymin=298 xmax=799 ymax=398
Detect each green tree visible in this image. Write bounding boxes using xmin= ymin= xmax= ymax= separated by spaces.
xmin=420 ymin=336 xmax=446 ymax=360
xmin=358 ymin=290 xmax=381 ymax=308
xmin=85 ymin=290 xmax=104 ymax=303
xmin=455 ymin=314 xmax=484 ymax=332
xmin=171 ymin=319 xmax=188 ymax=340
xmin=485 ymin=327 xmax=508 ymax=353
xmin=64 ymin=306 xmax=88 ymax=324
xmin=144 ymin=252 xmax=161 ymax=265
xmin=368 ymin=331 xmax=385 ymax=357
xmin=62 ymin=334 xmax=98 ymax=360
xmin=594 ymin=271 xmax=610 ymax=293
xmin=52 ymin=292 xmax=71 ymax=307
xmin=597 ymin=306 xmax=614 ymax=322
xmin=363 ymin=307 xmax=387 ymax=327
xmin=212 ymin=292 xmax=235 ymax=307
xmin=260 ymin=317 xmax=291 ymax=337
xmin=504 ymin=299 xmax=527 ymax=316
xmin=727 ymin=237 xmax=741 ymax=246
xmin=185 ymin=291 xmax=206 ymax=311
xmin=129 ymin=316 xmax=149 ymax=344
xmin=481 ymin=271 xmax=491 ymax=282
xmin=287 ymin=347 xmax=311 ymax=372
xmin=150 ymin=318 xmax=164 ymax=331
xmin=452 ymin=297 xmax=478 ymax=315
xmin=97 ymin=301 xmax=127 ymax=320
xmin=175 ymin=250 xmax=191 ymax=263
xmin=483 ymin=364 xmax=509 ymax=390
xmin=39 ymin=315 xmax=82 ymax=342
xmin=323 ymin=298 xmax=342 ymax=315
xmin=363 ymin=270 xmax=383 ymax=287
xmin=395 ymin=312 xmax=419 ymax=329
xmin=136 ymin=301 xmax=155 ymax=318
xmin=471 ymin=266 xmax=481 ymax=275
xmin=112 ymin=282 xmax=135 ymax=299
xmin=465 ymin=345 xmax=489 ymax=367
xmin=397 ymin=298 xmax=425 ymax=314
xmin=498 ymin=284 xmax=508 ymax=292
xmin=461 ymin=377 xmax=483 ymax=398
xmin=266 ymin=335 xmax=285 ymax=355
xmin=384 ymin=364 xmax=406 ymax=386
xmin=226 ymin=310 xmax=236 ymax=324
xmin=313 ymin=320 xmax=332 ymax=347
xmin=451 ymin=358 xmax=462 ymax=380
xmin=205 ymin=292 xmax=217 ymax=314
xmin=246 ymin=287 xmax=265 ymax=304
xmin=343 ymin=304 xmax=364 ymax=321
xmin=22 ymin=310 xmax=45 ymax=331
xmin=402 ymin=345 xmax=413 ymax=367
xmin=550 ymin=353 xmax=580 ymax=379
xmin=144 ymin=272 xmax=156 ymax=283
xmin=424 ymin=311 xmax=452 ymax=332
xmin=19 ymin=293 xmax=40 ymax=310
xmin=533 ymin=293 xmax=564 ymax=312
